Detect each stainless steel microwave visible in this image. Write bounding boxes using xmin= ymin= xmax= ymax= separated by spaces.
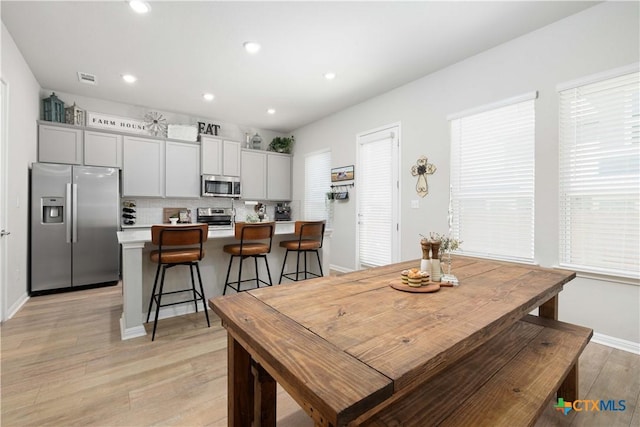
xmin=201 ymin=175 xmax=241 ymax=198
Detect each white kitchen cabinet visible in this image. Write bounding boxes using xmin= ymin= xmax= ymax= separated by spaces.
xmin=165 ymin=141 xmax=200 ymax=198
xmin=84 ymin=130 xmax=122 ymax=168
xmin=241 ymin=150 xmax=267 ymax=200
xmin=38 ymin=123 xmax=83 ymax=165
xmin=267 ymin=153 xmax=292 ymax=201
xmin=201 ymin=136 xmax=241 ymax=176
xmin=241 ymin=150 xmax=292 ymax=201
xmin=122 ymin=136 xmax=164 ymax=197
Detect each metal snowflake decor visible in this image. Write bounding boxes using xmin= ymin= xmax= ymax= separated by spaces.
xmin=411 ymin=156 xmax=436 ymax=197
xmin=144 ymin=111 xmax=167 ymax=137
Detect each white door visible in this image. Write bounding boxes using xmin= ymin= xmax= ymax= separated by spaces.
xmin=0 ymin=79 xmax=9 ymax=321
xmin=356 ymin=124 xmax=400 ymax=269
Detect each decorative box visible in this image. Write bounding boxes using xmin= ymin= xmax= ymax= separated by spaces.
xmin=167 ymin=124 xmax=198 ymax=142
xmin=65 ymin=103 xmax=85 ymax=126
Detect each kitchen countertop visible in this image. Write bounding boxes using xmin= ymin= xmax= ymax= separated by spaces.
xmin=118 ymin=221 xmax=303 ymax=245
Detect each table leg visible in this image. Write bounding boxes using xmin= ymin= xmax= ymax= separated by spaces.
xmin=228 ymin=334 xmax=253 ymax=427
xmin=539 ymin=295 xmax=558 ymax=320
xmin=252 ymin=362 xmax=276 ymax=427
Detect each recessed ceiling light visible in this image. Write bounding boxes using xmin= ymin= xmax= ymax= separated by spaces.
xmin=203 ymin=93 xmax=215 ymax=101
xmin=324 ymin=72 xmax=337 ymax=80
xmin=122 ymin=74 xmax=137 ymax=84
xmin=129 ymin=1 xmax=151 ymax=14
xmin=267 ymin=108 xmax=276 ymax=115
xmin=243 ymin=41 xmax=261 ymax=54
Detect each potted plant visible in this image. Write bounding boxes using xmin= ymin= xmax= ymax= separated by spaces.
xmin=268 ymin=136 xmax=295 ymax=154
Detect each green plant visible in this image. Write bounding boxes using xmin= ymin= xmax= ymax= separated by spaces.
xmin=268 ymin=136 xmax=295 ymax=153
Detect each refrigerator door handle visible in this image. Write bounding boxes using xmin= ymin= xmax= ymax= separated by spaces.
xmin=65 ymin=183 xmax=72 ymax=243
xmin=72 ymin=183 xmax=78 ymax=243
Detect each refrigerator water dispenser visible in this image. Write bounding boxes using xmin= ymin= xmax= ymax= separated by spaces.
xmin=42 ymin=197 xmax=64 ymax=224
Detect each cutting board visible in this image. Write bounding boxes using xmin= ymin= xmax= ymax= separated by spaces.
xmin=162 ymin=207 xmax=189 ymax=224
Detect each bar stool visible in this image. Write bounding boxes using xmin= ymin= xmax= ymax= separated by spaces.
xmin=147 ymin=224 xmax=210 ymax=341
xmin=278 ymin=220 xmax=326 ymax=283
xmin=223 ymin=222 xmax=275 ymax=295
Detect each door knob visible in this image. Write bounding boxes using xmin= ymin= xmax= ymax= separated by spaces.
xmin=0 ymin=229 xmax=10 ymax=237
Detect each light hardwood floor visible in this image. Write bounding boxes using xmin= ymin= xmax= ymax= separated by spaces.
xmin=1 ymin=283 xmax=638 ymax=426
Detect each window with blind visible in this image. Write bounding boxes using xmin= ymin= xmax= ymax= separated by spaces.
xmin=558 ymin=67 xmax=639 ymax=278
xmin=449 ymin=93 xmax=536 ymax=263
xmin=304 ymin=150 xmax=331 ymax=222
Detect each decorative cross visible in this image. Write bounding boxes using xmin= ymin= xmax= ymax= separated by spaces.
xmin=411 ymin=156 xmax=436 ymax=197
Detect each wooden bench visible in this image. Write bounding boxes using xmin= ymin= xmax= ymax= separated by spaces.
xmin=354 ymin=315 xmax=592 ymax=427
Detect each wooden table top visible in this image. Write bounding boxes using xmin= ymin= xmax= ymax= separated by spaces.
xmin=211 ymin=256 xmax=576 ymax=426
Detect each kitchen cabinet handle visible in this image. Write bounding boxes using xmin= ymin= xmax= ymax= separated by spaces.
xmin=66 ymin=183 xmax=72 ymax=243
xmin=0 ymin=229 xmax=10 ymax=237
xmin=72 ymin=184 xmax=78 ymax=243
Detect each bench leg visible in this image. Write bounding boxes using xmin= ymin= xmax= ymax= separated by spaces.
xmin=252 ymin=362 xmax=276 ymax=427
xmin=228 ymin=335 xmax=253 ymax=427
xmin=558 ymin=362 xmax=579 ymax=402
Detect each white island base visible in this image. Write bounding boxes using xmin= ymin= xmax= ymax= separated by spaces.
xmin=117 ymin=223 xmax=331 ymax=340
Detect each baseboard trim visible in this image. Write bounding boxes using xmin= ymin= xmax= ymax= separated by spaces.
xmin=592 ymin=332 xmax=640 ymax=355
xmin=329 ymin=264 xmax=354 ymax=274
xmin=119 ymin=317 xmax=147 ymax=340
xmin=7 ymin=292 xmax=29 ymax=320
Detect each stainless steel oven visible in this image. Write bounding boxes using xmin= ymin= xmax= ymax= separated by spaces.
xmin=201 ymin=175 xmax=241 ymax=198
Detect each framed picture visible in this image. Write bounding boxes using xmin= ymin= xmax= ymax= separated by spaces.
xmin=331 ymin=165 xmax=354 ymax=182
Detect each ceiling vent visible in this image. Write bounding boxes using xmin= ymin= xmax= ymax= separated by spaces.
xmin=77 ymin=72 xmax=97 ymax=85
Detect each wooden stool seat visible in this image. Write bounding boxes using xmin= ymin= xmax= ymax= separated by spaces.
xmin=223 ymin=222 xmax=275 ymax=295
xmin=279 ymin=220 xmax=326 ymax=283
xmin=150 ymin=248 xmax=205 ymax=264
xmin=279 ymin=239 xmax=321 ymax=251
xmin=146 ymin=224 xmax=210 ymax=341
xmin=223 ymin=243 xmax=270 ymax=256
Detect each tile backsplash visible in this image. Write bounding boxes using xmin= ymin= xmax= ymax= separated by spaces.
xmin=122 ymin=198 xmax=299 ymax=225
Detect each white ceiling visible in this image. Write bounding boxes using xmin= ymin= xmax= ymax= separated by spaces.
xmin=2 ymin=1 xmax=597 ymax=133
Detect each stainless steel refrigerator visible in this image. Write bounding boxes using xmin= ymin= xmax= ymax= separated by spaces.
xmin=30 ymin=163 xmax=120 ymax=293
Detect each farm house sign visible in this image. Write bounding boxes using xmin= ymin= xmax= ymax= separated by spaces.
xmin=86 ymin=112 xmax=148 ymax=134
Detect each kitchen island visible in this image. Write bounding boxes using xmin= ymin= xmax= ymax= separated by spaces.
xmin=117 ymin=222 xmax=331 ymax=340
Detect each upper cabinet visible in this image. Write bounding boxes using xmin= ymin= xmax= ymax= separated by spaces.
xmin=241 ymin=149 xmax=292 ymax=201
xmin=122 ymin=136 xmax=164 ymax=197
xmin=267 ymin=153 xmax=292 ymax=201
xmin=84 ymin=130 xmax=122 ymax=168
xmin=38 ymin=124 xmax=83 ymax=165
xmin=165 ymin=141 xmax=200 ymax=198
xmin=201 ymin=136 xmax=241 ymax=176
xmin=241 ymin=150 xmax=268 ymax=200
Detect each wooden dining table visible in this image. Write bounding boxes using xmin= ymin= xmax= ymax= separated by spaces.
xmin=209 ymin=255 xmax=577 ymax=427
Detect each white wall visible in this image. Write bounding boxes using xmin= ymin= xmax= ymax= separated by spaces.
xmin=291 ymin=2 xmax=640 ymax=345
xmin=1 ymin=23 xmax=40 ymax=317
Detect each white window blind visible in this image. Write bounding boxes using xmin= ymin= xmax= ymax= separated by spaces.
xmin=358 ymin=131 xmax=395 ymax=267
xmin=558 ymin=70 xmax=640 ymax=278
xmin=450 ymin=96 xmax=536 ymax=263
xmin=304 ymin=150 xmax=331 ymax=222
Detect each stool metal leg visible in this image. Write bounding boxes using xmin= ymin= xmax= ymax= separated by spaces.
xmin=295 ymin=249 xmax=301 ymax=281
xmin=195 ymin=263 xmax=210 ymax=327
xmin=237 ymin=255 xmax=244 ymax=292
xmin=254 ymin=256 xmax=260 ymax=288
xmin=147 ymin=263 xmax=162 ymax=323
xmin=264 ymin=255 xmax=273 ymax=286
xmin=304 ymin=250 xmax=308 ymax=280
xmin=152 ymin=265 xmax=168 ymax=341
xmin=223 ymin=255 xmax=234 ymax=295
xmin=279 ymin=250 xmax=289 ymax=284
xmin=315 ymin=250 xmax=324 ymax=277
xmin=189 ymin=264 xmax=199 ymax=313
